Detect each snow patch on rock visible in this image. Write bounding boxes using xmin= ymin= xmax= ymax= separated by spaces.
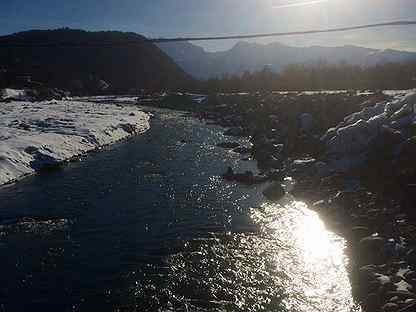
xmin=321 ymin=91 xmax=416 ymax=172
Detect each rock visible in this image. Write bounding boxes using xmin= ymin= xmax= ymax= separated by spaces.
xmin=331 ymin=191 xmax=355 ymax=211
xmin=363 ymin=293 xmax=381 ymax=312
xmin=29 ymin=152 xmax=62 ymax=172
xmin=224 ymin=127 xmax=244 ymax=137
xmin=267 ymin=170 xmax=283 ymax=181
xmin=350 ymin=226 xmax=371 ymax=242
xmin=119 ymin=123 xmax=137 ymax=134
xmin=232 ymin=146 xmax=252 ymax=154
xmin=398 ymin=301 xmax=416 ymax=312
xmin=389 ymin=296 xmax=400 ymax=303
xmin=24 ymin=146 xmax=39 ymax=155
xmin=358 ymin=236 xmax=387 ymax=265
xmin=269 ymin=143 xmax=285 ymax=155
xmin=381 ymin=281 xmax=398 ymax=294
xmin=385 ymin=291 xmax=416 ymax=300
xmin=222 ymin=167 xmax=268 ymax=185
xmin=395 ymin=280 xmax=413 ymax=292
xmin=299 ymin=113 xmax=314 ymax=133
xmin=406 ymin=249 xmax=416 ymax=266
xmin=404 ymin=271 xmax=416 ymax=281
xmin=265 ymin=156 xmax=283 ymax=169
xmin=290 ymin=158 xmax=322 ymax=178
xmin=382 ymin=302 xmax=399 ymax=312
xmin=392 ymin=275 xmax=403 ymax=283
xmin=263 ymin=183 xmax=285 ymax=201
xmin=217 ymin=142 xmax=240 ymax=149
xmin=404 ymin=299 xmax=416 ymax=305
xmin=314 ymin=161 xmax=330 ymax=177
xmin=359 ymin=264 xmax=378 ymax=280
xmin=18 ymin=122 xmax=31 ymax=130
xmin=312 ymin=200 xmax=326 ymax=210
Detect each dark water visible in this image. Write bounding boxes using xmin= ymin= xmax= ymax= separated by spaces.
xmin=0 ymin=109 xmax=357 ymax=312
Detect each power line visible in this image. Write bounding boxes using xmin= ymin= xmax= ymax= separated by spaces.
xmin=0 ymin=20 xmax=415 ymax=47
xmin=153 ymin=20 xmax=416 ymax=42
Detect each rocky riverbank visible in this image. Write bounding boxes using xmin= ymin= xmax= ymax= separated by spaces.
xmin=150 ymin=90 xmax=416 ymax=311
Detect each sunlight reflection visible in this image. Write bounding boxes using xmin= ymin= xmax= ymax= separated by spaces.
xmin=292 ymin=201 xmax=342 ymax=262
xmin=252 ymin=200 xmax=360 ymax=312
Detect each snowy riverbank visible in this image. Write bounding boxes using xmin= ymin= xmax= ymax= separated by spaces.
xmin=321 ymin=90 xmax=416 ymax=172
xmin=0 ymin=100 xmax=150 ymax=186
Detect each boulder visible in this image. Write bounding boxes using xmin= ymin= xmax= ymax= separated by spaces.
xmin=224 ymin=127 xmax=244 ymax=137
xmin=232 ymin=146 xmax=252 ymax=154
xmin=363 ymin=293 xmax=381 ymax=312
xmin=382 ymin=302 xmax=399 ymax=312
xmin=404 ymin=271 xmax=416 ymax=281
xmin=385 ymin=291 xmax=416 ymax=300
xmin=290 ymin=158 xmax=318 ymax=177
xmin=397 ymin=137 xmax=416 ymax=167
xmin=299 ymin=113 xmax=314 ymax=133
xmin=350 ymin=226 xmax=371 ymax=243
xmin=406 ymin=249 xmax=416 ymax=266
xmin=358 ymin=236 xmax=387 ymax=265
xmin=263 ymin=183 xmax=285 ymax=201
xmin=267 ymin=169 xmax=284 ymax=181
xmin=217 ymin=142 xmax=240 ymax=149
xmin=357 ymin=265 xmax=381 ymax=291
xmin=119 ymin=123 xmax=137 ymax=134
xmin=399 ymin=301 xmax=416 ymax=312
xmin=331 ymin=191 xmax=355 ymax=211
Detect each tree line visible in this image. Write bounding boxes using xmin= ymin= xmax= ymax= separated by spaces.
xmin=194 ymin=61 xmax=416 ymax=93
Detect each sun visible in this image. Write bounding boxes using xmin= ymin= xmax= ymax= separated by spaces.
xmin=272 ymin=0 xmax=330 ymax=9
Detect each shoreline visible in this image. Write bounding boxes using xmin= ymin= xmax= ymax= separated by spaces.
xmin=0 ymin=100 xmax=150 ymax=187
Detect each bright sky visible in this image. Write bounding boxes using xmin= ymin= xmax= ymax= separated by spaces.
xmin=1 ymin=0 xmax=416 ymax=51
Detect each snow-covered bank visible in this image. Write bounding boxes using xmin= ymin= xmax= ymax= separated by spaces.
xmin=0 ymin=100 xmax=150 ymax=186
xmin=321 ymin=90 xmax=416 ymax=172
xmin=1 ymin=88 xmax=28 ymax=101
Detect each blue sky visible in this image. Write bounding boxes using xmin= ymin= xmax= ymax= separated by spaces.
xmin=1 ymin=0 xmax=416 ymax=51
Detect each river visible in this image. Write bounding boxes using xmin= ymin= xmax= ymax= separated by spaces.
xmin=0 ymin=108 xmax=359 ymax=312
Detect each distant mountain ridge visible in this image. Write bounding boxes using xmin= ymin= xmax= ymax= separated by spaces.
xmin=157 ymin=41 xmax=416 ymax=79
xmin=0 ymin=29 xmax=191 ymax=94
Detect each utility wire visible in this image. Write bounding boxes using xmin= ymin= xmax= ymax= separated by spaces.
xmin=153 ymin=20 xmax=416 ymax=42
xmin=0 ymin=20 xmax=415 ymax=47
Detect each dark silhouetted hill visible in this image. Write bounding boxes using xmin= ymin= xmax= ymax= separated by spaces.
xmin=0 ymin=29 xmax=192 ymax=94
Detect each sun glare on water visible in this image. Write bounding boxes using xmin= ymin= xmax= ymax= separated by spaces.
xmin=251 ymin=200 xmax=359 ymax=311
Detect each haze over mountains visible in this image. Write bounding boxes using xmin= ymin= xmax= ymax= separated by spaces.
xmin=158 ymin=41 xmax=416 ymax=80
xmin=0 ymin=29 xmax=191 ymax=94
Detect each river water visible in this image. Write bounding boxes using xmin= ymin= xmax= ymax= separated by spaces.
xmin=0 ymin=108 xmax=359 ymax=312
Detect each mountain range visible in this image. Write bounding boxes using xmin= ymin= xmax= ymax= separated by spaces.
xmin=2 ymin=29 xmax=415 ymax=93
xmin=158 ymin=41 xmax=416 ymax=80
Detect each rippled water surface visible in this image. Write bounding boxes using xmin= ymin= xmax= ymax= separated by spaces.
xmin=0 ymin=108 xmax=358 ymax=312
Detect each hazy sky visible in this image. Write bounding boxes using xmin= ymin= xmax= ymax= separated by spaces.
xmin=1 ymin=0 xmax=416 ymax=51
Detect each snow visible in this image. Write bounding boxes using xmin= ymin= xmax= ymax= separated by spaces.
xmin=0 ymin=100 xmax=150 ymax=186
xmin=1 ymin=89 xmax=28 ymax=101
xmin=321 ymin=90 xmax=416 ymax=172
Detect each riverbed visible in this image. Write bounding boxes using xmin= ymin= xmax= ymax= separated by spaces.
xmin=0 ymin=108 xmax=359 ymax=312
